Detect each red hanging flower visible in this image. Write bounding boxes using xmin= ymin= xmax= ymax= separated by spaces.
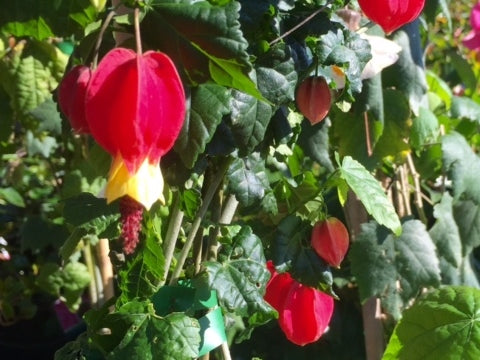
xmin=264 ymin=261 xmax=334 ymax=346
xmin=358 ymin=0 xmax=425 ymax=34
xmin=84 ymin=48 xmax=186 ymax=210
xmin=58 ymin=65 xmax=91 ymax=134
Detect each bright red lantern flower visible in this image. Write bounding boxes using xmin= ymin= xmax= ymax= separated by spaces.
xmin=58 ymin=65 xmax=91 ymax=134
xmin=264 ymin=261 xmax=334 ymax=346
xmin=358 ymin=0 xmax=425 ymax=34
xmin=84 ymin=48 xmax=186 ymax=210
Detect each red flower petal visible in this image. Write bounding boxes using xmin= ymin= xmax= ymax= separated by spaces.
xmin=58 ymin=65 xmax=91 ymax=133
xmin=85 ymin=48 xmax=185 ymax=173
xmin=279 ymin=283 xmax=334 ymax=346
xmin=358 ymin=0 xmax=425 ymax=34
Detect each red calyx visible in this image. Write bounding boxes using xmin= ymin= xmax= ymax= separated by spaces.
xmin=311 ymin=217 xmax=350 ymax=268
xmin=57 ymin=65 xmax=91 ymax=134
xmin=264 ymin=261 xmax=334 ymax=346
xmin=358 ymin=0 xmax=425 ymax=34
xmin=296 ymin=76 xmax=331 ymax=125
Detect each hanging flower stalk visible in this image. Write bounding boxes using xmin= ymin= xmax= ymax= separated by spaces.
xmin=58 ymin=10 xmax=186 ymax=254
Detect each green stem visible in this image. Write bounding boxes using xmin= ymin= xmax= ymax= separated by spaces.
xmin=161 ymin=193 xmax=184 ymax=286
xmin=169 ymin=160 xmax=230 ymax=285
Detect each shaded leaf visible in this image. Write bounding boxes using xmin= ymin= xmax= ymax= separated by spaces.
xmin=350 ymin=219 xmax=441 ymax=319
xmin=411 ymin=107 xmax=439 ymax=149
xmin=0 ymin=187 xmax=25 ymax=207
xmin=195 ymin=226 xmax=275 ymax=319
xmin=174 ymin=84 xmax=231 ymax=168
xmin=450 ymin=96 xmax=480 ymax=123
xmin=273 ymin=215 xmax=334 ymax=295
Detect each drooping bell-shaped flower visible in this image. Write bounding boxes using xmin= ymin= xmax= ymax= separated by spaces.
xmin=85 ymin=48 xmax=186 ymax=210
xmin=58 ymin=65 xmax=92 ymax=134
xmin=463 ymin=2 xmax=480 ymax=51
xmin=358 ymin=0 xmax=425 ymax=34
xmin=264 ymin=261 xmax=334 ymax=346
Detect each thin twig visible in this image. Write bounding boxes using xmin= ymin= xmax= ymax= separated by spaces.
xmin=92 ymin=10 xmax=117 ymax=68
xmin=364 ymin=111 xmax=373 ymax=157
xmin=207 ymin=194 xmax=239 ymax=260
xmin=406 ymin=154 xmax=428 ymax=224
xmin=134 ymin=7 xmax=143 ymax=55
xmin=169 ymin=161 xmax=230 ymax=285
xmin=161 ymin=193 xmax=184 ymax=286
xmin=269 ymin=1 xmax=333 ymax=46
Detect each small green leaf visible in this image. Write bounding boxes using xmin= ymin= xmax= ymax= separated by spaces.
xmin=0 ymin=187 xmax=25 ymax=207
xmin=426 ymin=70 xmax=452 ymax=110
xmin=2 ymin=17 xmax=54 ymax=40
xmin=383 ymin=286 xmax=480 ymax=360
xmin=226 ymin=153 xmax=270 ymax=207
xmin=339 ymin=156 xmax=401 ymax=235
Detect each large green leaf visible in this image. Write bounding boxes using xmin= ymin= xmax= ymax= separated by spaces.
xmin=273 ymin=215 xmax=334 ymax=295
xmin=297 ymin=119 xmax=334 ymax=172
xmin=350 ymin=219 xmax=441 ymax=319
xmin=383 ymin=286 xmax=480 ymax=360
xmin=174 ymin=83 xmax=231 ymax=168
xmin=430 ymin=193 xmax=480 ymax=287
xmin=86 ymin=301 xmax=200 ymax=360
xmin=229 ymin=78 xmax=273 ymax=154
xmin=383 ymin=24 xmax=428 ymax=115
xmin=339 ymin=155 xmax=402 ymax=235
xmin=195 ymin=226 xmax=274 ymax=319
xmin=144 ymin=0 xmax=262 ymax=99
xmin=442 ymin=132 xmax=480 ymax=203
xmin=255 ymin=43 xmax=297 ymax=105
xmin=410 ymin=107 xmax=440 ymax=150
xmin=0 ymin=187 xmax=25 ymax=207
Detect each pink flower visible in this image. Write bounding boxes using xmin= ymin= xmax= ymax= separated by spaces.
xmin=264 ymin=261 xmax=334 ymax=346
xmin=463 ymin=3 xmax=480 ymax=50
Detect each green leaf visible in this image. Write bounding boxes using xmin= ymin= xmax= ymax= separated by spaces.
xmin=229 ymin=81 xmax=274 ymax=154
xmin=144 ymin=1 xmax=251 ymax=83
xmin=118 ymin=234 xmax=166 ymax=302
xmin=87 ymin=301 xmax=200 ymax=360
xmin=450 ymin=96 xmax=480 ymax=123
xmin=298 ymin=119 xmax=334 ymax=172
xmin=273 ymin=215 xmax=334 ymax=295
xmin=29 ymin=99 xmax=62 ymax=135
xmin=383 ymin=26 xmax=428 ymax=115
xmin=383 ymin=286 xmax=480 ymax=360
xmin=20 ymin=216 xmax=70 ymax=252
xmin=174 ymin=84 xmax=231 ymax=168
xmin=195 ymin=226 xmax=275 ymax=319
xmin=426 ymin=70 xmax=452 ymax=110
xmin=442 ymin=132 xmax=480 ymax=203
xmin=255 ymin=43 xmax=298 ymax=105
xmin=429 ymin=193 xmax=480 ymax=287
xmin=316 ymin=29 xmax=371 ymax=94
xmin=410 ymin=107 xmax=439 ymax=149
xmin=453 ymin=199 xmax=480 ymax=255
xmin=0 ymin=187 xmax=25 ymax=207
xmin=350 ymin=219 xmax=441 ymax=319
xmin=449 ymin=51 xmax=477 ymax=93
xmin=226 ymin=153 xmax=270 ymax=207
xmin=2 ymin=17 xmax=54 ymax=41
xmin=339 ymin=156 xmax=401 ymax=235
xmin=63 ymin=193 xmax=120 ymax=229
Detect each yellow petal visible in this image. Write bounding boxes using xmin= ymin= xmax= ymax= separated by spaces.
xmin=105 ymin=154 xmax=165 ymax=210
